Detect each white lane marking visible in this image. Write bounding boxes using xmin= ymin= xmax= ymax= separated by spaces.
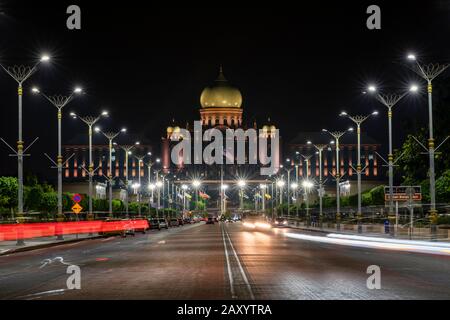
xmin=157 ymin=240 xmax=166 ymax=244
xmin=223 ymin=225 xmax=255 ymax=300
xmin=101 ymin=237 xmax=115 ymax=242
xmin=221 ymin=225 xmax=236 ymax=299
xmin=18 ymin=288 xmax=67 ymax=300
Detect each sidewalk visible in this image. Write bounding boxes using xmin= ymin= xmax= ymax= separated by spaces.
xmin=0 ymin=233 xmax=101 ymax=256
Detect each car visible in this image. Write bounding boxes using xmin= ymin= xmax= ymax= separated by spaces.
xmin=177 ymin=218 xmax=184 ymax=226
xmin=206 ymin=217 xmax=215 ymax=224
xmin=183 ymin=218 xmax=192 ymax=224
xmin=272 ymin=217 xmax=289 ymax=227
xmin=191 ymin=217 xmax=200 ymax=223
xmin=158 ymin=219 xmax=169 ymax=229
xmin=148 ymin=219 xmax=161 ymax=230
xmin=169 ymin=218 xmax=180 ymax=227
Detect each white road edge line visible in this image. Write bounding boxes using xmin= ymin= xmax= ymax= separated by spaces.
xmin=224 ymin=225 xmax=255 ymax=300
xmin=221 ymin=224 xmax=236 ymax=299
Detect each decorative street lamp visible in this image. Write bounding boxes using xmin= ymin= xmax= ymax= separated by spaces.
xmin=339 ymin=110 xmax=378 ymax=233
xmin=310 ymin=142 xmax=327 ymax=228
xmin=70 ymin=111 xmax=109 ymax=217
xmin=300 ymin=153 xmax=313 ymax=226
xmin=0 ymin=55 xmax=50 ymax=229
xmin=406 ymin=54 xmax=449 ymax=238
xmin=95 ymin=127 xmax=126 ymax=217
xmin=31 ymin=86 xmax=82 ymax=225
xmin=366 ymin=84 xmax=418 ymax=231
xmin=322 ymin=127 xmax=353 ymax=230
xmin=145 ymin=155 xmax=157 ymax=215
xmin=119 ymin=142 xmax=139 ymax=217
xmin=276 ymin=179 xmax=285 ymax=214
xmin=134 ymin=154 xmax=147 ymax=216
xmin=181 ymin=184 xmax=188 ymax=212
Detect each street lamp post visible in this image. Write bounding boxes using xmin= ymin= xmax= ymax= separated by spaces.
xmin=155 ymin=172 xmax=162 ymax=219
xmin=284 ymin=167 xmax=293 ymax=218
xmin=192 ymin=179 xmax=201 ymax=211
xmin=32 ymin=87 xmax=82 ymax=223
xmin=95 ymin=127 xmax=126 ymax=217
xmin=134 ymin=155 xmax=146 ymax=216
xmin=276 ymin=179 xmax=285 ymax=216
xmin=406 ymin=54 xmax=449 ymax=238
xmin=119 ymin=144 xmax=138 ymax=217
xmin=311 ymin=144 xmax=327 ymax=228
xmin=340 ymin=111 xmax=378 ymax=233
xmin=145 ymin=156 xmax=157 ymax=215
xmin=322 ymin=128 xmax=353 ymax=230
xmin=70 ymin=111 xmax=109 ymax=218
xmin=300 ymin=154 xmax=313 ymax=226
xmin=367 ymin=85 xmax=417 ymax=231
xmin=181 ymin=184 xmax=188 ymax=212
xmin=0 ymin=55 xmax=50 ymax=228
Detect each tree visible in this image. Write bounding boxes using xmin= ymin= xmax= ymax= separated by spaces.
xmin=25 ymin=185 xmax=44 ymax=211
xmin=40 ymin=192 xmax=58 ymax=213
xmin=436 ymin=169 xmax=450 ymax=203
xmin=0 ymin=177 xmax=18 ymax=212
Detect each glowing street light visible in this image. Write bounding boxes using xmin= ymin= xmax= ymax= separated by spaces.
xmin=70 ymin=111 xmax=109 ymax=216
xmin=405 ymin=54 xmax=449 ymax=236
xmin=339 ymin=110 xmax=378 ymax=233
xmin=276 ymin=180 xmax=285 ymax=187
xmin=31 ymin=86 xmax=83 ymax=224
xmin=95 ymin=127 xmax=127 ymax=216
xmin=322 ymin=127 xmax=353 ymax=230
xmin=119 ymin=142 xmax=139 ymax=216
xmin=0 ymin=54 xmax=51 ymax=227
xmin=366 ymin=84 xmax=418 ymax=226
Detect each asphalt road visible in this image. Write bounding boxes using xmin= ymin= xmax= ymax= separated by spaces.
xmin=1 ymin=221 xmax=450 ymax=300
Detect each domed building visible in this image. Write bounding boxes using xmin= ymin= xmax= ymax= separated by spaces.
xmin=199 ymin=66 xmax=243 ymax=128
xmin=160 ymin=67 xmax=281 ymax=180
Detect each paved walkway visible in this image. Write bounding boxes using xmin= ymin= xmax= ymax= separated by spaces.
xmin=0 ymin=233 xmax=100 ymax=255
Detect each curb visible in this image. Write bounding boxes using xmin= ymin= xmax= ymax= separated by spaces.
xmin=0 ymin=235 xmax=105 ymax=256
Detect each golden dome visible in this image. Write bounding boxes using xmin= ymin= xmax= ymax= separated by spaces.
xmin=167 ymin=126 xmax=173 ymax=133
xmin=200 ymin=67 xmax=242 ymax=108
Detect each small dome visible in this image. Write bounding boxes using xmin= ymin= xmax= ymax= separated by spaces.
xmin=270 ymin=125 xmax=276 ymax=131
xmin=200 ymin=67 xmax=242 ymax=108
xmin=262 ymin=125 xmax=269 ymax=132
xmin=173 ymin=126 xmax=180 ymax=133
xmin=167 ymin=126 xmax=173 ymax=133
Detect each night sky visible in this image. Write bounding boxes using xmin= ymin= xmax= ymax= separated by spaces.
xmin=0 ymin=1 xmax=449 ymax=182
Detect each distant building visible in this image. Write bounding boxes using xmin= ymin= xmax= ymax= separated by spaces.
xmin=160 ymin=67 xmax=281 ymax=182
xmin=62 ymin=134 xmax=152 ymax=196
xmin=286 ymin=131 xmax=383 ymax=195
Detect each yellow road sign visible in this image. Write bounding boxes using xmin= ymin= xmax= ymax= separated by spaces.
xmin=71 ymin=203 xmax=83 ymax=214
